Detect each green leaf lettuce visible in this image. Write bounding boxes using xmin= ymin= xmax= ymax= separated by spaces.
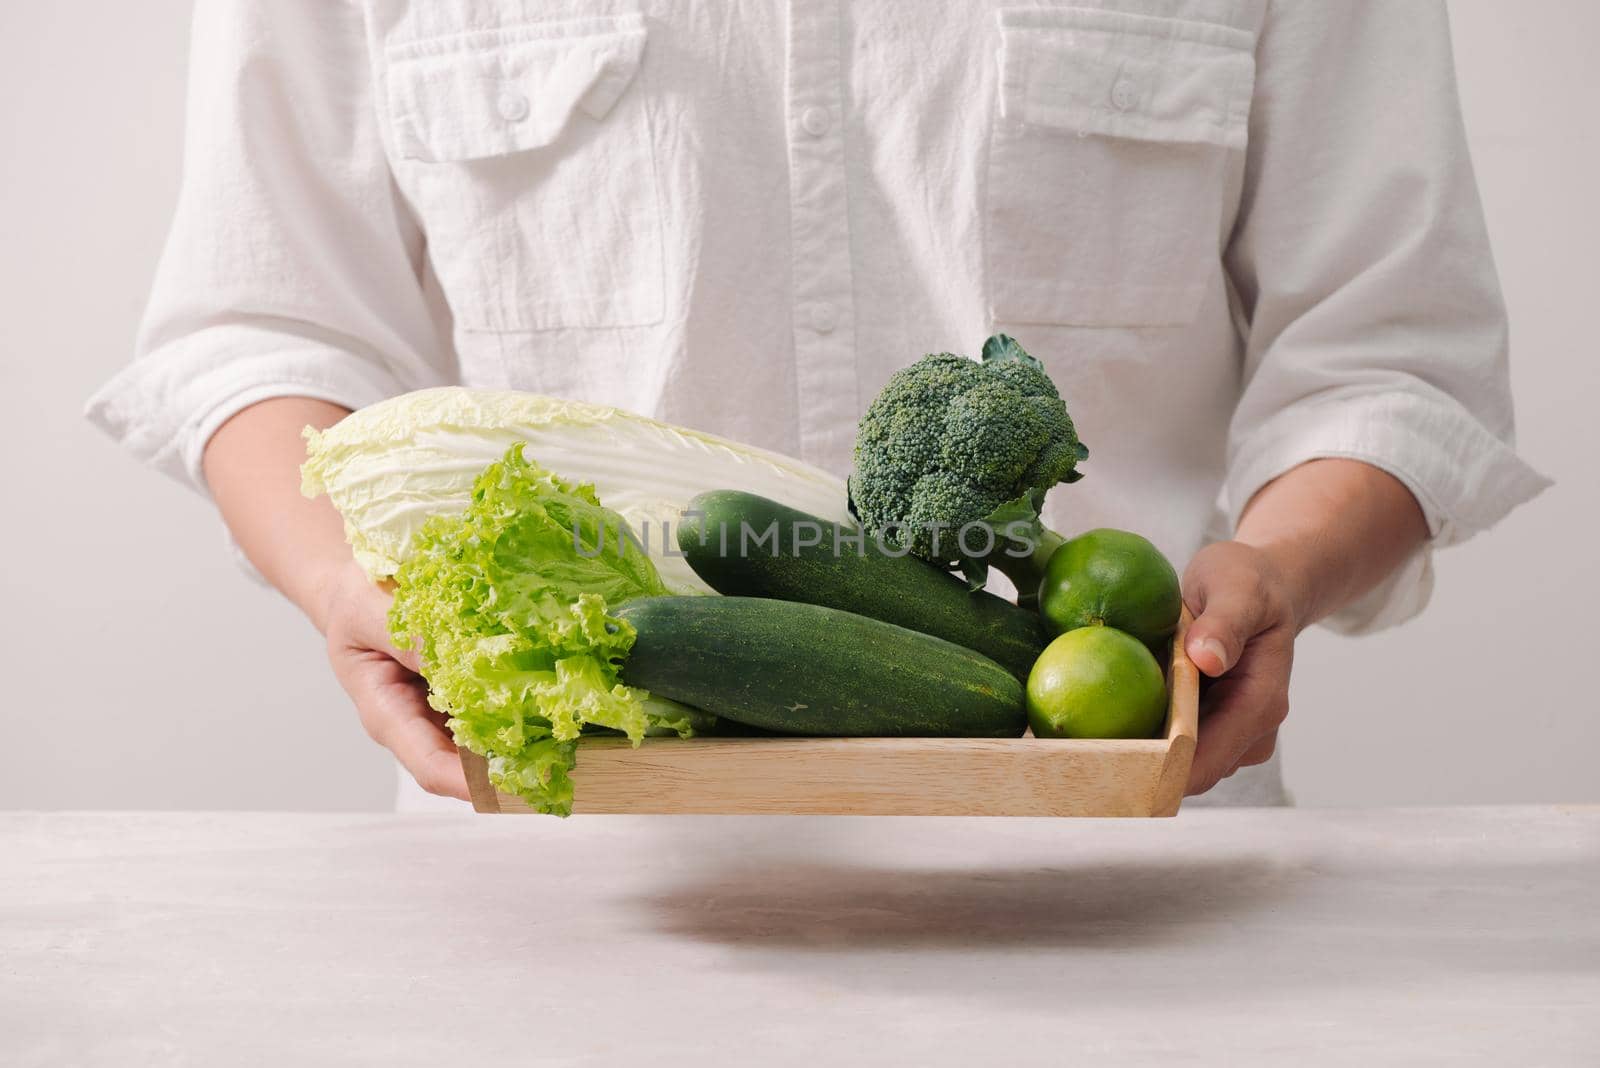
xmin=388 ymin=443 xmax=695 ymax=815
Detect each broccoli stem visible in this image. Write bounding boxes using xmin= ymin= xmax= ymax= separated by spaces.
xmin=990 ymin=527 xmax=1065 ymax=608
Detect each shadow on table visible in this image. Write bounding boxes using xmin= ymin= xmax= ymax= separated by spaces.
xmin=617 ymin=836 xmax=1599 ymax=1012
xmin=624 ymin=852 xmax=1289 ymax=952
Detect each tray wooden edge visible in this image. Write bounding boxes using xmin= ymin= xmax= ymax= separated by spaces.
xmin=1151 ymin=606 xmax=1198 ymax=816
xmin=459 ymin=607 xmax=1200 ymax=817
xmin=461 ymin=747 xmax=500 ymax=814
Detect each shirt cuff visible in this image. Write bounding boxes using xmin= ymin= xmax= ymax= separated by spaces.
xmin=1221 ymin=389 xmax=1550 ymax=634
xmin=85 ymin=327 xmax=406 ymax=496
xmin=87 ymin=330 xmax=407 ymax=586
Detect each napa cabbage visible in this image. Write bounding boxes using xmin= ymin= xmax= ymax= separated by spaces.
xmin=302 ymin=388 xmax=850 ymax=592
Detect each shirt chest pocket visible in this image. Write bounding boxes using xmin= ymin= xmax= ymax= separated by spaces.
xmin=986 ymin=7 xmax=1256 ymax=328
xmin=384 ymin=15 xmax=662 ymax=333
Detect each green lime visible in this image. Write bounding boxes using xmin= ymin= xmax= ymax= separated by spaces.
xmin=1026 ymin=626 xmax=1167 ymax=739
xmin=1037 ymin=528 xmax=1181 ymax=649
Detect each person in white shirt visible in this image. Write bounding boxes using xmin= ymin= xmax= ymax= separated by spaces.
xmin=88 ymin=0 xmax=1546 ymax=808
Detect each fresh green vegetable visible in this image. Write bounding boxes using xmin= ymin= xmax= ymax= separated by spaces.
xmin=1026 ymin=626 xmax=1168 ymax=740
xmin=301 ymin=387 xmax=851 ymax=592
xmin=387 ymin=443 xmax=704 ymax=816
xmin=1038 ymin=528 xmax=1182 ymax=649
xmin=614 ymin=596 xmax=1027 ymax=737
xmin=848 ymin=334 xmax=1087 ymax=596
xmin=678 ymin=490 xmax=1046 ymax=679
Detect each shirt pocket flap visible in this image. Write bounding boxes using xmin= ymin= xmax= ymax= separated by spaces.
xmin=998 ymin=7 xmax=1254 ymax=149
xmin=386 ymin=14 xmax=648 ymax=163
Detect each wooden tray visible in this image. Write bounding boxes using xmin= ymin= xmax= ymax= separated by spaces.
xmin=461 ymin=610 xmax=1199 ymax=817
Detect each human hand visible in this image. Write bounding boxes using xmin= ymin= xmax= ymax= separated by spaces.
xmin=1180 ymin=541 xmax=1303 ymax=796
xmin=315 ymin=561 xmax=470 ymax=801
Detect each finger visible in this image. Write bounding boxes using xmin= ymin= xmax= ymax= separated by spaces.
xmin=346 ymin=579 xmax=424 ymax=674
xmin=348 ymin=658 xmax=470 ymax=801
xmin=1202 ymin=728 xmax=1279 ymax=792
xmin=1237 ymin=728 xmax=1278 ymax=768
xmin=1183 ymin=565 xmax=1270 ymax=677
xmin=1186 ymin=638 xmax=1292 ymax=795
xmin=386 ymin=633 xmax=424 ymax=676
xmin=1187 ymin=680 xmax=1286 ymax=794
xmin=388 ymin=708 xmax=472 ymax=801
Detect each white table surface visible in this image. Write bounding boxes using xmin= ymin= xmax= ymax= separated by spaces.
xmin=4 ymin=807 xmax=1597 ymax=1067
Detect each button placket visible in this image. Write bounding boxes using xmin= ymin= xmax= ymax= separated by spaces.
xmin=785 ymin=0 xmax=858 ymax=470
xmin=1109 ymin=77 xmax=1138 ymax=112
xmin=800 ymin=106 xmax=831 ymax=137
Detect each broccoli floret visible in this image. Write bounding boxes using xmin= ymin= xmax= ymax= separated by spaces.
xmin=849 ymin=334 xmax=1087 ymax=596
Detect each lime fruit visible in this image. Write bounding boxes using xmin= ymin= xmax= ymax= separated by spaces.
xmin=1037 ymin=528 xmax=1181 ymax=649
xmin=1026 ymin=626 xmax=1167 ymax=739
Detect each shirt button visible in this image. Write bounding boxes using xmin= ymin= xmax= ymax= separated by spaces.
xmin=800 ymin=106 xmax=831 ymax=137
xmin=498 ymin=89 xmax=531 ymax=122
xmin=1110 ymin=79 xmax=1137 ymax=112
xmin=808 ymin=302 xmax=838 ymax=334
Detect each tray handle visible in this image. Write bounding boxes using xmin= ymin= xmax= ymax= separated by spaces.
xmin=459 ymin=747 xmax=501 ymax=813
xmin=1150 ymin=606 xmax=1199 ymax=816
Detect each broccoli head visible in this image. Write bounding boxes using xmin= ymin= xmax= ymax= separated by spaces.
xmin=848 ymin=334 xmax=1087 ymax=594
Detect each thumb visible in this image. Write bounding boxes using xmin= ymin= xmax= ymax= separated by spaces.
xmin=387 ymin=633 xmax=425 ymax=676
xmin=1183 ymin=548 xmax=1267 ymax=677
xmin=352 ymin=578 xmax=424 ymax=674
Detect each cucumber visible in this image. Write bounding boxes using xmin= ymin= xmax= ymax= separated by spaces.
xmin=614 ymin=596 xmax=1026 ymax=737
xmin=678 ymin=491 xmax=1046 ymax=679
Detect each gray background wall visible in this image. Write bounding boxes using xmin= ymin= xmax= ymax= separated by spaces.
xmin=1 ymin=2 xmax=1593 ymax=811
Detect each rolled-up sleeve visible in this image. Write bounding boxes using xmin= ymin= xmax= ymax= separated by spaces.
xmin=85 ymin=0 xmax=454 ymax=492
xmin=1221 ymin=0 xmax=1550 ymax=633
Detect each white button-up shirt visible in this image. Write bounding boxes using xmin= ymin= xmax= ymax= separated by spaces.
xmin=90 ymin=2 xmax=1545 ymax=640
